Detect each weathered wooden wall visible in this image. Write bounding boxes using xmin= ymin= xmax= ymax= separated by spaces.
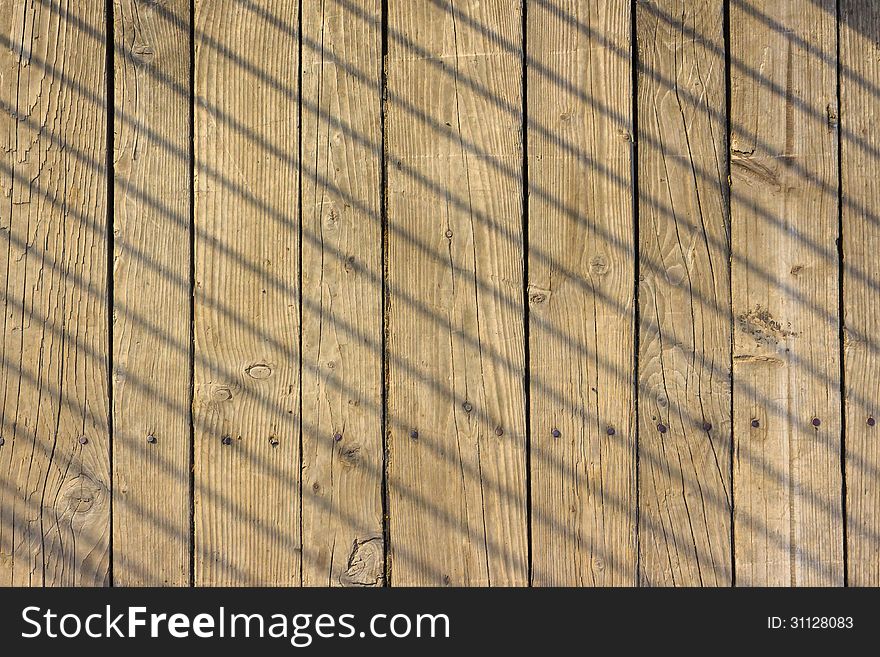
xmin=1 ymin=0 xmax=876 ymax=587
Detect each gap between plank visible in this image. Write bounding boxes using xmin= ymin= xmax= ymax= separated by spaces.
xmin=835 ymin=0 xmax=849 ymax=588
xmin=520 ymin=0 xmax=533 ymax=589
xmin=188 ymin=0 xmax=197 ymax=588
xmin=380 ymin=0 xmax=392 ymax=588
xmin=104 ymin=0 xmax=116 ymax=588
xmin=723 ymin=0 xmax=736 ymax=589
xmin=297 ymin=0 xmax=305 ymax=589
xmin=630 ymin=0 xmax=642 ymax=588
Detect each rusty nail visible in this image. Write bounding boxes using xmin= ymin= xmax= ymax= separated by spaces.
xmin=333 ymin=432 xmax=343 ymax=442
xmin=751 ymin=419 xmax=760 ymax=428
xmin=657 ymin=423 xmax=667 ymax=434
xmin=462 ymin=401 xmax=473 ymax=413
xmin=606 ymin=426 xmax=615 ymax=436
xmin=410 ymin=429 xmax=419 ymax=440
xmin=147 ymin=434 xmax=157 ymax=444
xmin=551 ymin=428 xmax=561 ymax=438
xmin=869 ymin=417 xmax=876 ymax=427
xmin=78 ymin=436 xmax=89 ymax=445
xmin=495 ymin=426 xmax=504 ymax=437
xmin=702 ymin=421 xmax=712 ymax=431
xmin=221 ymin=436 xmax=232 ymax=446
xmin=811 ymin=417 xmax=821 ymax=427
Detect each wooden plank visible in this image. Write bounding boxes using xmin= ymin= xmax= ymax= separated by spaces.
xmin=300 ymin=0 xmax=384 ymax=586
xmin=636 ymin=0 xmax=732 ymax=586
xmin=730 ymin=0 xmax=843 ymax=586
xmin=0 ymin=1 xmax=110 ymax=586
xmin=111 ymin=0 xmax=191 ymax=586
xmin=840 ymin=0 xmax=880 ymax=586
xmin=193 ymin=0 xmax=300 ymax=586
xmin=527 ymin=0 xmax=636 ymax=586
xmin=386 ymin=0 xmax=528 ymax=585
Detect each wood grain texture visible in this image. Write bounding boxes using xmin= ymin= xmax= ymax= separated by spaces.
xmin=840 ymin=0 xmax=880 ymax=587
xmin=193 ymin=0 xmax=300 ymax=586
xmin=0 ymin=1 xmax=110 ymax=586
xmin=111 ymin=0 xmax=191 ymax=586
xmin=386 ymin=0 xmax=528 ymax=585
xmin=528 ymin=0 xmax=636 ymax=586
xmin=636 ymin=0 xmax=731 ymax=587
xmin=730 ymin=0 xmax=843 ymax=586
xmin=300 ymin=0 xmax=384 ymax=587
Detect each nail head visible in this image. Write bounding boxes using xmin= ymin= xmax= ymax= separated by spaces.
xmin=657 ymin=423 xmax=667 ymax=434
xmin=751 ymin=419 xmax=760 ymax=428
xmin=551 ymin=428 xmax=561 ymax=438
xmin=333 ymin=432 xmax=343 ymax=442
xmin=78 ymin=436 xmax=89 ymax=445
xmin=0 ymin=437 xmax=5 ymax=447
xmin=494 ymin=426 xmax=504 ymax=437
xmin=702 ymin=421 xmax=712 ymax=431
xmin=462 ymin=401 xmax=473 ymax=413
xmin=269 ymin=437 xmax=280 ymax=447
xmin=410 ymin=429 xmax=419 ymax=440
xmin=221 ymin=436 xmax=232 ymax=446
xmin=146 ymin=434 xmax=157 ymax=444
xmin=869 ymin=417 xmax=876 ymax=427
xmin=606 ymin=426 xmax=615 ymax=436
xmin=811 ymin=417 xmax=821 ymax=427
xmin=445 ymin=229 xmax=453 ymax=239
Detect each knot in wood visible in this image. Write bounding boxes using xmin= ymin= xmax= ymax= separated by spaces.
xmin=527 ymin=285 xmax=550 ymax=307
xmin=60 ymin=475 xmax=103 ymax=515
xmin=212 ymin=386 xmax=233 ymax=402
xmin=340 ymin=537 xmax=384 ymax=587
xmin=246 ymin=363 xmax=272 ymax=379
xmin=589 ymin=254 xmax=609 ymax=276
xmin=338 ymin=443 xmax=361 ymax=465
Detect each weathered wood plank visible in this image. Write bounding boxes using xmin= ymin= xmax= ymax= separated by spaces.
xmin=840 ymin=0 xmax=880 ymax=587
xmin=193 ymin=0 xmax=300 ymax=585
xmin=730 ymin=0 xmax=843 ymax=586
xmin=528 ymin=0 xmax=636 ymax=586
xmin=386 ymin=0 xmax=528 ymax=585
xmin=0 ymin=1 xmax=110 ymax=586
xmin=111 ymin=0 xmax=191 ymax=586
xmin=300 ymin=0 xmax=384 ymax=587
xmin=636 ymin=0 xmax=732 ymax=587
